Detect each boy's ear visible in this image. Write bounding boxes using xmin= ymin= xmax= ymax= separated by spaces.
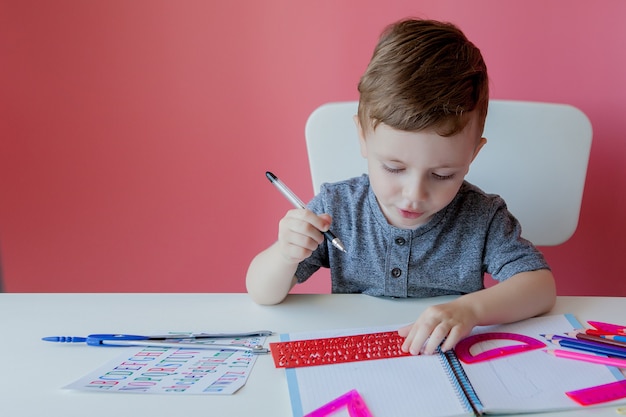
xmin=353 ymin=115 xmax=368 ymax=158
xmin=471 ymin=137 xmax=487 ymax=163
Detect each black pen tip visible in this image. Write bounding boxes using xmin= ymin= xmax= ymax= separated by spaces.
xmin=266 ymin=171 xmax=277 ymax=182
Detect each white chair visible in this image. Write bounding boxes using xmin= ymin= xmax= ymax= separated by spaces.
xmin=305 ymin=100 xmax=592 ymax=246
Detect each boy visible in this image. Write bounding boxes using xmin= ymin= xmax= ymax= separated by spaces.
xmin=246 ymin=18 xmax=556 ymax=355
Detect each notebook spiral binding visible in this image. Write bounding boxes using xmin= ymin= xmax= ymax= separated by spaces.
xmin=440 ymin=349 xmax=484 ymax=416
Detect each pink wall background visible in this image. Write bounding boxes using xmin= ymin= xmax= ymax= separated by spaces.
xmin=1 ymin=1 xmax=625 ymax=295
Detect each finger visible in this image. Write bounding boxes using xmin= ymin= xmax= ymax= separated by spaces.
xmin=403 ymin=325 xmax=432 ymax=355
xmin=280 ymin=213 xmax=325 ymax=245
xmin=277 ymin=223 xmax=323 ymax=263
xmin=423 ymin=323 xmax=451 ymax=355
xmin=290 ymin=210 xmax=331 ymax=242
xmin=285 ymin=227 xmax=324 ymax=249
xmin=400 ymin=323 xmax=418 ymax=352
xmin=397 ymin=324 xmax=411 ymax=337
xmin=439 ymin=326 xmax=467 ymax=353
xmin=312 ymin=213 xmax=332 ymax=233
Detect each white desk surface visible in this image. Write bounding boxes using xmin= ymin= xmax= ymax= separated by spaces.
xmin=1 ymin=293 xmax=625 ymax=416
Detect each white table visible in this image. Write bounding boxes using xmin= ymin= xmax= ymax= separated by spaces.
xmin=1 ymin=293 xmax=625 ymax=416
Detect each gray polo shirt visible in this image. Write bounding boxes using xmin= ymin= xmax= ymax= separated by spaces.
xmin=295 ymin=175 xmax=549 ymax=298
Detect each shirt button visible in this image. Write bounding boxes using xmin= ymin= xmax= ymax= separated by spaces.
xmin=395 ymin=237 xmax=406 ymax=246
xmin=391 ymin=268 xmax=402 ymax=278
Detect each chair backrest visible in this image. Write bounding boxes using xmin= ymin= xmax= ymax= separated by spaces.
xmin=305 ymin=100 xmax=592 ymax=246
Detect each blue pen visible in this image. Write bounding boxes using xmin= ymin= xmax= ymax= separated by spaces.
xmin=542 ymin=334 xmax=626 ymax=359
xmin=43 ymin=336 xmax=89 ymax=343
xmin=43 ymin=330 xmax=271 ymax=342
xmin=42 ymin=331 xmax=272 ymax=354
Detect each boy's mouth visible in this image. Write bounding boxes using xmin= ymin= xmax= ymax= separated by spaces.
xmin=398 ymin=208 xmax=424 ymax=219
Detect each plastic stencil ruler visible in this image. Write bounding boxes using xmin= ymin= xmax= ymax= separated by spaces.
xmin=566 ymin=380 xmax=626 ymax=406
xmin=269 ymin=331 xmax=411 ymax=368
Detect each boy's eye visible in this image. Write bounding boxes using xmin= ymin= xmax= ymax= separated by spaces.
xmin=432 ymin=173 xmax=455 ymax=180
xmin=382 ymin=164 xmax=404 ymax=174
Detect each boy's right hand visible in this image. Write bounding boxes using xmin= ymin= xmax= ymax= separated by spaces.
xmin=277 ymin=208 xmax=331 ymax=264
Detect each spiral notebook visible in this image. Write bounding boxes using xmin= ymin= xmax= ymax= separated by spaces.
xmin=279 ymin=314 xmax=626 ymax=417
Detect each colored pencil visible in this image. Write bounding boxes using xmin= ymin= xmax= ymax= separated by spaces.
xmin=583 ymin=328 xmax=620 ymax=337
xmin=542 ymin=334 xmax=626 ymax=359
xmin=567 ymin=331 xmax=626 ymax=349
xmin=545 ymin=349 xmax=626 ymax=368
xmin=600 ymin=334 xmax=626 ymax=343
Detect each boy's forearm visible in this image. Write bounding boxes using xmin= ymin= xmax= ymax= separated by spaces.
xmin=245 ymin=243 xmax=299 ymax=305
xmin=456 ymin=269 xmax=556 ymax=326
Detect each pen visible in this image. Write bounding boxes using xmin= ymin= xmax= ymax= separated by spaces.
xmin=86 ymin=340 xmax=269 ymax=354
xmin=42 ymin=330 xmax=273 ymax=343
xmin=542 ymin=334 xmax=626 ymax=359
xmin=42 ymin=332 xmax=271 ymax=354
xmin=265 ymin=171 xmax=347 ymax=253
xmin=545 ymin=349 xmax=626 ymax=368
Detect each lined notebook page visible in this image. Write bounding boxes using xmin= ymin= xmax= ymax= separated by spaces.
xmin=283 ymin=325 xmax=472 ymax=417
xmin=460 ymin=314 xmax=624 ymax=413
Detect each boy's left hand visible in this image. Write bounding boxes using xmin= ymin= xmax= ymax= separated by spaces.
xmin=397 ymin=301 xmax=478 ymax=355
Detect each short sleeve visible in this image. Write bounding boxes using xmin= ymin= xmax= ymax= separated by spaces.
xmin=483 ymin=201 xmax=550 ymax=281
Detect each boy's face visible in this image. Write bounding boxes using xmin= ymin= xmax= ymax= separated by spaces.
xmin=356 ymin=112 xmax=486 ymax=229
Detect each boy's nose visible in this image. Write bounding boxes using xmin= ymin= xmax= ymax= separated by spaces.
xmin=403 ymin=177 xmax=428 ymax=203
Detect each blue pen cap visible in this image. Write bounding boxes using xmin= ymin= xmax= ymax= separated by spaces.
xmin=42 ymin=336 xmax=88 ymax=343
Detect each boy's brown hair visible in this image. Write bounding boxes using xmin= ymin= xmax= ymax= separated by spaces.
xmin=357 ymin=18 xmax=489 ymax=137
